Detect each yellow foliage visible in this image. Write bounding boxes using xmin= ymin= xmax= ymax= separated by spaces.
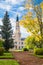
xmin=20 ymin=1 xmax=43 ymax=40
xmin=20 ymin=14 xmax=40 ymax=35
xmin=40 ymin=2 xmax=43 ymax=9
xmin=35 ymin=35 xmax=41 ymax=41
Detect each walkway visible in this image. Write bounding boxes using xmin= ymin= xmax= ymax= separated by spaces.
xmin=12 ymin=51 xmax=43 ymax=65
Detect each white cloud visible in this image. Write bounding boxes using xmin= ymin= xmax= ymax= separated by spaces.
xmin=20 ymin=26 xmax=30 ymax=38
xmin=18 ymin=7 xmax=25 ymax=11
xmin=0 ymin=3 xmax=11 ymax=11
xmin=29 ymin=7 xmax=33 ymax=10
xmin=10 ymin=18 xmax=16 ymax=32
xmin=5 ymin=0 xmax=25 ymax=5
xmin=0 ymin=18 xmax=3 ymax=25
xmin=6 ymin=0 xmax=17 ymax=4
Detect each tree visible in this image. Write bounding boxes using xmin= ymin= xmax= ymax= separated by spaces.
xmin=20 ymin=0 xmax=43 ymax=48
xmin=24 ymin=36 xmax=35 ymax=49
xmin=34 ymin=5 xmax=43 ymax=47
xmin=1 ymin=11 xmax=14 ymax=51
xmin=0 ymin=40 xmax=4 ymax=47
xmin=24 ymin=35 xmax=43 ymax=50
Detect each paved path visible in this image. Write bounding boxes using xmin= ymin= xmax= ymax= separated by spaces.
xmin=12 ymin=51 xmax=43 ymax=65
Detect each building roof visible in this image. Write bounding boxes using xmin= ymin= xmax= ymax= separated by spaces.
xmin=21 ymin=38 xmax=25 ymax=40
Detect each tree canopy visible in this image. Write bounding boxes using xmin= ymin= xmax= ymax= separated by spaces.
xmin=20 ymin=1 xmax=43 ymax=48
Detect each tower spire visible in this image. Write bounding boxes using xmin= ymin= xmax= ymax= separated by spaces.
xmin=16 ymin=15 xmax=19 ymax=22
xmin=15 ymin=15 xmax=21 ymax=41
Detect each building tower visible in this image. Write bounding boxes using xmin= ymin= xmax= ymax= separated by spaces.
xmin=15 ymin=15 xmax=21 ymax=41
xmin=12 ymin=15 xmax=25 ymax=50
xmin=14 ymin=15 xmax=21 ymax=49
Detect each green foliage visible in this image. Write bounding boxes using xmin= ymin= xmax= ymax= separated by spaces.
xmin=24 ymin=35 xmax=43 ymax=49
xmin=0 ymin=60 xmax=19 ymax=65
xmin=23 ymin=48 xmax=29 ymax=51
xmin=0 ymin=47 xmax=4 ymax=56
xmin=1 ymin=11 xmax=14 ymax=51
xmin=24 ymin=36 xmax=36 ymax=49
xmin=34 ymin=48 xmax=43 ymax=55
xmin=0 ymin=40 xmax=4 ymax=47
xmin=0 ymin=53 xmax=13 ymax=59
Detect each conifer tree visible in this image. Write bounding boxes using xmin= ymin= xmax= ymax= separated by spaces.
xmin=1 ymin=11 xmax=14 ymax=51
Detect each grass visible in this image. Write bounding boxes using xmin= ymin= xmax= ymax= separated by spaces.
xmin=34 ymin=54 xmax=43 ymax=58
xmin=0 ymin=60 xmax=19 ymax=65
xmin=14 ymin=50 xmax=23 ymax=52
xmin=0 ymin=53 xmax=14 ymax=59
xmin=35 ymin=55 xmax=43 ymax=58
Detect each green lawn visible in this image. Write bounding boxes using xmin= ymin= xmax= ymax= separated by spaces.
xmin=36 ymin=55 xmax=43 ymax=58
xmin=0 ymin=60 xmax=19 ymax=65
xmin=14 ymin=50 xmax=22 ymax=52
xmin=34 ymin=54 xmax=43 ymax=58
xmin=0 ymin=53 xmax=14 ymax=59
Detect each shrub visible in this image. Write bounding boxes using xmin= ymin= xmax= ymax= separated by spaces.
xmin=0 ymin=47 xmax=4 ymax=56
xmin=34 ymin=48 xmax=43 ymax=55
xmin=0 ymin=53 xmax=14 ymax=59
xmin=23 ymin=48 xmax=29 ymax=51
xmin=0 ymin=40 xmax=4 ymax=47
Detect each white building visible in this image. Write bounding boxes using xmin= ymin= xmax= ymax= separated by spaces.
xmin=13 ymin=15 xmax=25 ymax=50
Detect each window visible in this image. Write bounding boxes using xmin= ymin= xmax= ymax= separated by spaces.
xmin=15 ymin=42 xmax=17 ymax=44
xmin=16 ymin=26 xmax=19 ymax=29
xmin=22 ymin=42 xmax=23 ymax=44
xmin=22 ymin=46 xmax=23 ymax=48
xmin=19 ymin=42 xmax=20 ymax=44
xmin=19 ymin=46 xmax=20 ymax=49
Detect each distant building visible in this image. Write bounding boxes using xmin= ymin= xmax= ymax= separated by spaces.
xmin=13 ymin=15 xmax=25 ymax=50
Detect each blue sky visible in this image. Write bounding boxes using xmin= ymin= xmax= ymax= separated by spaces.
xmin=0 ymin=0 xmax=43 ymax=38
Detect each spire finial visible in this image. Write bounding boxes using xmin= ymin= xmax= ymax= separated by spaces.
xmin=16 ymin=15 xmax=19 ymax=22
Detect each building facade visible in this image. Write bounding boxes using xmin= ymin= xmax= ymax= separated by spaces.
xmin=13 ymin=16 xmax=25 ymax=50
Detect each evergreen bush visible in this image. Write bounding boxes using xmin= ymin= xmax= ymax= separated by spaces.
xmin=34 ymin=48 xmax=43 ymax=55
